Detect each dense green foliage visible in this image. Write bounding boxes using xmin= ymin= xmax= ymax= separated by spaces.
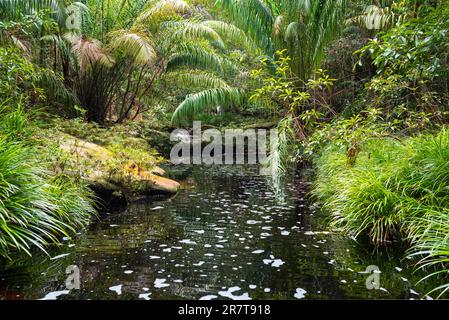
xmin=314 ymin=130 xmax=449 ymax=244
xmin=0 ymin=107 xmax=95 ymax=259
xmin=1 ymin=0 xmax=449 ymax=298
xmin=313 ymin=129 xmax=449 ymax=296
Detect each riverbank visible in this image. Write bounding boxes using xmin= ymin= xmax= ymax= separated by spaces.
xmin=0 ymin=109 xmax=182 ymax=259
xmin=35 ymin=116 xmax=183 ymax=206
xmin=0 ymin=164 xmax=438 ymax=300
xmin=312 ymin=128 xmax=449 ymax=297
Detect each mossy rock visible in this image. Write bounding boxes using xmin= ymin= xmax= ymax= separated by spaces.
xmin=59 ymin=135 xmax=180 ymax=201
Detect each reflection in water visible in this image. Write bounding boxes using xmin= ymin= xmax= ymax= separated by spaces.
xmin=0 ymin=165 xmax=438 ymax=300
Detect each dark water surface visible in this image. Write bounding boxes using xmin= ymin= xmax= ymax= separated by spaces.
xmin=0 ymin=165 xmax=437 ymax=300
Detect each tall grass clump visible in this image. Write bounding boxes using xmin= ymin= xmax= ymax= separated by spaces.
xmin=313 ymin=128 xmax=449 ymax=295
xmin=314 ymin=129 xmax=449 ymax=243
xmin=313 ymin=138 xmax=409 ymax=244
xmin=0 ymin=108 xmax=95 ymax=259
xmin=407 ymin=211 xmax=449 ymax=298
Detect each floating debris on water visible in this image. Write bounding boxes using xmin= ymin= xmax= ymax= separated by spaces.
xmin=40 ymin=290 xmax=70 ymax=300
xmin=109 ymin=285 xmax=122 ymax=295
xmin=294 ymin=288 xmax=307 ymax=299
xmin=154 ymin=279 xmax=169 ymax=288
xmin=218 ymin=287 xmax=251 ymax=300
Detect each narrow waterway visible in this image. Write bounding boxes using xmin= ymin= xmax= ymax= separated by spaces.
xmin=0 ymin=165 xmax=435 ymax=300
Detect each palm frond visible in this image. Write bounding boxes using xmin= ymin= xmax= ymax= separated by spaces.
xmin=201 ymin=20 xmax=256 ymax=51
xmin=171 ymin=87 xmax=243 ymax=123
xmin=164 ymin=71 xmax=230 ymax=89
xmin=70 ymin=34 xmax=107 ymax=72
xmin=135 ymin=0 xmax=191 ymax=27
xmin=347 ymin=5 xmax=408 ymax=30
xmin=273 ymin=15 xmax=285 ymax=38
xmin=216 ymin=0 xmax=275 ymax=54
xmin=162 ymin=20 xmax=225 ymax=49
xmin=108 ymin=29 xmax=157 ymax=65
xmin=166 ymin=43 xmax=226 ymax=74
xmin=38 ymin=70 xmax=78 ymax=106
xmin=286 ymin=0 xmax=347 ymax=81
xmin=0 ymin=0 xmax=67 ymax=25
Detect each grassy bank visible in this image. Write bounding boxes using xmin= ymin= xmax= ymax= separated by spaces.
xmin=313 ymin=128 xmax=449 ymax=296
xmin=0 ymin=107 xmax=95 ymax=259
